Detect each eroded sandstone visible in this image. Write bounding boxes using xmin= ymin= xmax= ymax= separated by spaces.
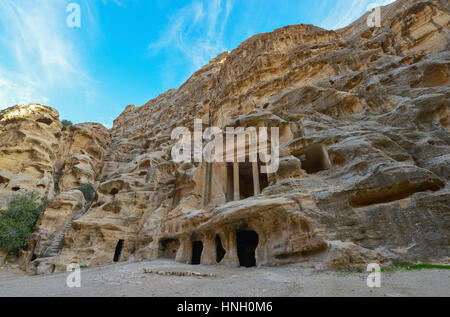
xmin=0 ymin=0 xmax=448 ymax=274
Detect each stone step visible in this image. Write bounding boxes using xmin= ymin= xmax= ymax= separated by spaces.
xmin=42 ymin=205 xmax=90 ymax=257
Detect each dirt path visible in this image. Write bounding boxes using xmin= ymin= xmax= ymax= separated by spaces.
xmin=0 ymin=260 xmax=448 ymax=297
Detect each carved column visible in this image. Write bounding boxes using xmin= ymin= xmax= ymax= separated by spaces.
xmin=221 ymin=230 xmax=240 ymax=267
xmin=252 ymin=162 xmax=261 ymax=195
xmin=233 ymin=162 xmax=240 ymax=201
xmin=175 ymin=235 xmax=192 ymax=264
xmin=203 ymin=162 xmax=212 ymax=206
xmin=200 ymin=231 xmax=217 ymax=265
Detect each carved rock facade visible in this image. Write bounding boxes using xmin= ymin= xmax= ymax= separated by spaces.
xmin=0 ymin=0 xmax=448 ymax=273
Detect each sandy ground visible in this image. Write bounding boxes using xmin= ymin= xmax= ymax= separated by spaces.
xmin=0 ymin=260 xmax=448 ymax=297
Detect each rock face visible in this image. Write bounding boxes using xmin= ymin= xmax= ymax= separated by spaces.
xmin=0 ymin=0 xmax=448 ymax=273
xmin=0 ymin=105 xmax=111 ymax=273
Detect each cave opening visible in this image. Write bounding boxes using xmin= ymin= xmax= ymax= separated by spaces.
xmin=36 ymin=118 xmax=53 ymax=125
xmin=297 ymin=144 xmax=331 ymax=174
xmin=236 ymin=230 xmax=258 ymax=268
xmin=191 ymin=241 xmax=203 ymax=265
xmin=113 ymin=240 xmax=124 ymax=262
xmin=0 ymin=176 xmax=9 ymax=185
xmin=215 ymin=235 xmax=226 ymax=263
xmin=159 ymin=238 xmax=180 ymax=259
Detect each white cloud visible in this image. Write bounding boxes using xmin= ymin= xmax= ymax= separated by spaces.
xmin=101 ymin=0 xmax=129 ymax=7
xmin=148 ymin=0 xmax=234 ymax=72
xmin=319 ymin=0 xmax=396 ymax=30
xmin=0 ymin=68 xmax=48 ymax=110
xmin=0 ymin=0 xmax=92 ymax=108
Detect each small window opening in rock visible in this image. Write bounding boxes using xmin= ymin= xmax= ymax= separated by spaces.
xmin=191 ymin=241 xmax=203 ymax=265
xmin=12 ymin=187 xmax=20 ymax=192
xmin=110 ymin=188 xmax=119 ymax=195
xmin=36 ymin=118 xmax=52 ymax=125
xmin=30 ymin=253 xmax=37 ymax=262
xmin=139 ymin=161 xmax=150 ymax=170
xmin=113 ymin=240 xmax=124 ymax=262
xmin=236 ymin=230 xmax=258 ymax=268
xmin=0 ymin=176 xmax=9 ymax=185
xmin=297 ymin=144 xmax=331 ymax=174
xmin=215 ymin=235 xmax=226 ymax=263
xmin=159 ymin=238 xmax=180 ymax=259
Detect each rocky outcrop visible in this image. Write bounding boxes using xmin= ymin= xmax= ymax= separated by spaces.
xmin=0 ymin=104 xmax=111 ymax=272
xmin=0 ymin=0 xmax=448 ymax=273
xmin=0 ymin=105 xmax=61 ymax=210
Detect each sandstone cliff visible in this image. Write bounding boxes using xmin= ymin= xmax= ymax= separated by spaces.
xmin=0 ymin=0 xmax=448 ymax=274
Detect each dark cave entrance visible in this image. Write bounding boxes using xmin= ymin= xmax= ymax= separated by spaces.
xmin=191 ymin=241 xmax=203 ymax=265
xmin=113 ymin=240 xmax=124 ymax=262
xmin=159 ymin=238 xmax=180 ymax=259
xmin=236 ymin=230 xmax=258 ymax=268
xmin=215 ymin=235 xmax=226 ymax=263
xmin=297 ymin=144 xmax=331 ymax=174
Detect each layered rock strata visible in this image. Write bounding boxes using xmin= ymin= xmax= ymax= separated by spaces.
xmin=0 ymin=0 xmax=448 ymax=273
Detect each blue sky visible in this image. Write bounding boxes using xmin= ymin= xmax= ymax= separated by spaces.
xmin=0 ymin=0 xmax=394 ymax=128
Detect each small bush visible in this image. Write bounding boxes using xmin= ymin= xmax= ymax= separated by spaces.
xmin=0 ymin=192 xmax=48 ymax=254
xmin=61 ymin=120 xmax=73 ymax=129
xmin=77 ymin=183 xmax=95 ymax=202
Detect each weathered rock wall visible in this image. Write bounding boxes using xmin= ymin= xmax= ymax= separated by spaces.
xmin=0 ymin=0 xmax=448 ymax=273
xmin=0 ymin=105 xmax=111 ymax=273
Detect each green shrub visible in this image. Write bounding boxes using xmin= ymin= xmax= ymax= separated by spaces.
xmin=381 ymin=259 xmax=450 ymax=272
xmin=77 ymin=183 xmax=95 ymax=202
xmin=0 ymin=192 xmax=48 ymax=254
xmin=61 ymin=120 xmax=73 ymax=129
